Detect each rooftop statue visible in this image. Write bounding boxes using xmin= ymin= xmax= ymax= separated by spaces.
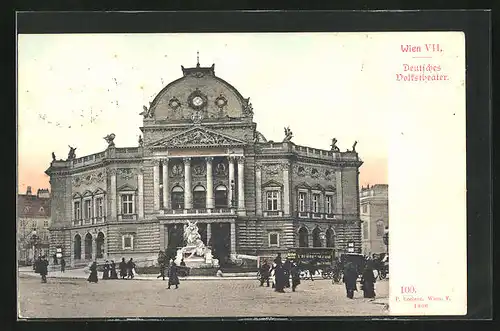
xmin=67 ymin=146 xmax=77 ymax=160
xmin=330 ymin=138 xmax=340 ymax=152
xmin=283 ymin=126 xmax=293 ymax=142
xmin=104 ymin=133 xmax=116 ymax=147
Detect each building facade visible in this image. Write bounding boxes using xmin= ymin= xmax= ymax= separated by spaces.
xmin=46 ymin=62 xmax=363 ymax=267
xmin=360 ymin=184 xmax=389 ymax=255
xmin=17 ymin=187 xmax=51 ymax=264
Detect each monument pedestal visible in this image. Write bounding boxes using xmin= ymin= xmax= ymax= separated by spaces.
xmin=175 ymin=246 xmax=217 ymax=268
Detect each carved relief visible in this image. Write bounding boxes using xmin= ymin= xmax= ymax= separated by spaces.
xmin=158 ymin=128 xmax=241 ymax=147
xmin=193 ymin=164 xmax=206 ymax=176
xmin=71 ymin=170 xmax=106 ymax=187
xmin=262 ymin=164 xmax=281 ymax=176
xmin=118 ymin=168 xmax=134 ymax=180
xmin=215 ymin=162 xmax=227 ymax=176
xmin=325 ymin=170 xmax=334 ymax=181
xmin=171 ymin=164 xmax=183 ymax=176
xmin=311 ymin=168 xmax=320 ymax=179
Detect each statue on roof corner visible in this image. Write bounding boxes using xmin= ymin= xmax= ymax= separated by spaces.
xmin=283 ymin=126 xmax=293 ymax=142
xmin=352 ymin=141 xmax=358 ymax=152
xmin=51 ymin=152 xmax=56 ymax=162
xmin=330 ymin=138 xmax=340 ymax=152
xmin=139 ymin=102 xmax=154 ymax=119
xmin=104 ymin=133 xmax=116 ymax=147
xmin=138 ymin=135 xmax=143 ymax=147
xmin=67 ymin=146 xmax=77 ymax=160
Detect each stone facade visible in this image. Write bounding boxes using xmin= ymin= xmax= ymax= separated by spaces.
xmin=46 ymin=62 xmax=363 ymax=267
xmin=360 ymin=184 xmax=389 ymax=255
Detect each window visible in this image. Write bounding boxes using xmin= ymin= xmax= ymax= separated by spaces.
xmin=362 ymin=204 xmax=368 ymax=213
xmin=269 ymin=232 xmax=279 ymax=247
xmin=43 ymin=220 xmax=49 ymax=228
xmin=312 ymin=194 xmax=320 ymax=213
xmin=74 ymin=201 xmax=81 ymax=220
xmin=214 ymin=185 xmax=227 ymax=208
xmin=122 ymin=194 xmax=134 ymax=214
xmin=266 ymin=191 xmax=279 ymax=211
xmin=96 ymin=197 xmax=104 ymax=217
xmin=84 ymin=199 xmax=92 ymax=219
xmin=298 ymin=227 xmax=308 ymax=247
xmin=376 ymin=220 xmax=385 ymax=237
xmin=193 ymin=185 xmax=206 ymax=209
xmin=325 ymin=195 xmax=333 ymax=214
xmin=122 ymin=234 xmax=134 ymax=250
xmin=298 ymin=192 xmax=307 ymax=212
xmin=171 ymin=186 xmax=185 ymax=210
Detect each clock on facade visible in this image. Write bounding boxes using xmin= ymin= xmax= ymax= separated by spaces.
xmin=192 ymin=96 xmax=204 ymax=107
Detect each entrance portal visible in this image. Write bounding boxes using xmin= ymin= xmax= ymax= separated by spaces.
xmin=211 ymin=222 xmax=231 ymax=264
xmin=166 ymin=224 xmax=184 ymax=260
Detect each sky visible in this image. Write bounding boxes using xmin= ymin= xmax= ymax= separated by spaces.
xmin=17 ymin=33 xmax=389 ymax=193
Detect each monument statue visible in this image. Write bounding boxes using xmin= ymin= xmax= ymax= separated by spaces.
xmin=330 ymin=138 xmax=340 ymax=152
xmin=67 ymin=146 xmax=77 ymax=160
xmin=138 ymin=135 xmax=143 ymax=147
xmin=104 ymin=133 xmax=116 ymax=147
xmin=283 ymin=126 xmax=293 ymax=142
xmin=52 ymin=152 xmax=56 ymax=161
xmin=352 ymin=141 xmax=358 ymax=152
xmin=175 ymin=220 xmax=215 ymax=267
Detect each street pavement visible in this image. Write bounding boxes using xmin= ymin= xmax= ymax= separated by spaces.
xmin=18 ymin=274 xmax=389 ymax=318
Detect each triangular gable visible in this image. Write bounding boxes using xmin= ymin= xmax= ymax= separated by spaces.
xmin=325 ymin=185 xmax=337 ymax=192
xmin=262 ymin=179 xmax=283 ymax=188
xmin=311 ymin=184 xmax=324 ymax=191
xmin=82 ymin=190 xmax=93 ymax=197
xmin=295 ymin=182 xmax=311 ymax=189
xmin=93 ymin=188 xmax=106 ymax=195
xmin=150 ymin=126 xmax=246 ymax=149
xmin=117 ymin=184 xmax=136 ymax=192
xmin=72 ymin=192 xmax=82 ymax=199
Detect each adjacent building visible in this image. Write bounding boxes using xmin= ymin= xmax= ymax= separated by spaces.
xmin=45 ymin=61 xmax=363 ymax=267
xmin=360 ymin=184 xmax=389 ymax=255
xmin=17 ymin=187 xmax=51 ymax=264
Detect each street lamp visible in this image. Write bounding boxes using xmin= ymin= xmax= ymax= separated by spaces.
xmin=230 ymin=180 xmax=235 ymax=208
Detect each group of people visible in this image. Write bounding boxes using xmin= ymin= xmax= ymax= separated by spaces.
xmin=87 ymin=258 xmax=136 ymax=283
xmin=258 ymin=253 xmax=302 ymax=293
xmin=342 ymin=261 xmax=377 ymax=299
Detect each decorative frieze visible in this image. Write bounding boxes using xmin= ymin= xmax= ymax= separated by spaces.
xmin=293 ymin=164 xmax=336 ymax=181
xmin=72 ymin=170 xmax=106 ymax=187
xmin=117 ymin=168 xmax=135 ymax=180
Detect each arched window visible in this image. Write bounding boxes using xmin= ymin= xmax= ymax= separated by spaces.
xmin=193 ymin=185 xmax=206 ymax=209
xmin=171 ymin=186 xmax=184 ymax=210
xmin=96 ymin=232 xmax=105 ymax=258
xmin=214 ymin=185 xmax=227 ymax=208
xmin=298 ymin=227 xmax=308 ymax=247
xmin=84 ymin=233 xmax=92 ymax=260
xmin=312 ymin=227 xmax=322 ymax=247
xmin=376 ymin=220 xmax=385 ymax=237
xmin=326 ymin=228 xmax=335 ymax=247
xmin=74 ymin=234 xmax=81 ymax=260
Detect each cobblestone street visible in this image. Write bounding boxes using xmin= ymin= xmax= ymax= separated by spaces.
xmin=18 ymin=275 xmax=389 ymax=318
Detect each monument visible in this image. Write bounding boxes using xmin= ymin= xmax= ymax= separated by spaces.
xmin=175 ymin=220 xmax=218 ymax=268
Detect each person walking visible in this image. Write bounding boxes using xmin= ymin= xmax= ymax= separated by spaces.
xmin=87 ymin=261 xmax=98 ymax=283
xmin=109 ymin=260 xmax=118 ymax=279
xmin=119 ymin=257 xmax=127 ymax=279
xmin=167 ymin=260 xmax=180 ymax=289
xmin=290 ymin=261 xmax=301 ymax=292
xmin=283 ymin=258 xmax=292 ymax=288
xmin=343 ymin=262 xmax=358 ymax=299
xmin=259 ymin=260 xmax=271 ymax=287
xmin=102 ymin=260 xmax=110 ymax=280
xmin=157 ymin=251 xmax=166 ymax=280
xmin=361 ymin=264 xmax=376 ymax=298
xmin=60 ymin=258 xmax=66 ymax=273
xmin=39 ymin=255 xmax=49 ymax=283
xmin=127 ymin=258 xmax=136 ymax=279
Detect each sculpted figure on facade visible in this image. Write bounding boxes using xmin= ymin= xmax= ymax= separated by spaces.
xmin=216 ymin=162 xmax=227 ymax=175
xmin=243 ymin=97 xmax=253 ymax=117
xmin=283 ymin=127 xmax=293 ymax=142
xmin=139 ymin=103 xmax=154 ymax=119
xmin=118 ymin=168 xmax=134 ymax=181
xmin=352 ymin=141 xmax=358 ymax=152
xmin=171 ymin=164 xmax=183 ymax=176
xmin=103 ymin=133 xmax=116 ymax=147
xmin=330 ymin=138 xmax=340 ymax=152
xmin=263 ymin=164 xmax=281 ymax=176
xmin=52 ymin=152 xmax=56 ymax=161
xmin=67 ymin=146 xmax=77 ymax=160
xmin=167 ymin=129 xmax=233 ymax=147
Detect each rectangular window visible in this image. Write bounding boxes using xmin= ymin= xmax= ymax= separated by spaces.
xmin=97 ymin=197 xmax=104 ymax=217
xmin=43 ymin=220 xmax=49 ymax=228
xmin=269 ymin=232 xmax=279 ymax=247
xmin=325 ymin=195 xmax=332 ymax=214
xmin=362 ymin=204 xmax=368 ymax=213
xmin=312 ymin=194 xmax=320 ymax=213
xmin=122 ymin=194 xmax=134 ymax=215
xmin=266 ymin=191 xmax=279 ymax=211
xmin=84 ymin=200 xmax=91 ymax=219
xmin=298 ymin=192 xmax=307 ymax=212
xmin=74 ymin=201 xmax=81 ymax=220
xmin=122 ymin=235 xmax=134 ymax=250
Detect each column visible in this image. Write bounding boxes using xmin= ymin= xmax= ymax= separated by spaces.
xmin=137 ymin=169 xmax=144 ymax=219
xmin=335 ymin=170 xmax=343 ymax=214
xmin=153 ymin=159 xmax=160 ymax=211
xmin=159 ymin=224 xmax=165 ymax=249
xmin=206 ymin=157 xmax=214 ymax=209
xmin=230 ymin=221 xmax=236 ymax=257
xmin=228 ymin=156 xmax=235 ymax=207
xmin=206 ymin=223 xmax=212 ymax=246
xmin=92 ymin=236 xmax=97 ymax=260
xmin=183 ymin=157 xmax=193 ymax=209
xmin=80 ymin=237 xmax=85 ymax=260
xmin=237 ymin=156 xmax=246 ymax=214
xmin=110 ymin=169 xmax=117 ymax=220
xmin=92 ymin=195 xmax=97 ymax=223
xmin=162 ymin=158 xmax=169 ymax=210
xmin=255 ymin=165 xmax=262 ymax=216
xmin=282 ymin=163 xmax=290 ymax=216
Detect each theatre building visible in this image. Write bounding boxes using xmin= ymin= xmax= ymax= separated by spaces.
xmin=46 ymin=61 xmax=363 ymax=267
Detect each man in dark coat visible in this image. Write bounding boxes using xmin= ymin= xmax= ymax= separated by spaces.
xmin=283 ymin=258 xmax=292 ymax=288
xmin=39 ymin=256 xmax=49 ymax=283
xmin=119 ymin=258 xmax=127 ymax=279
xmin=361 ymin=264 xmax=376 ymax=298
xmin=127 ymin=258 xmax=136 ymax=279
xmin=109 ymin=260 xmax=118 ymax=279
xmin=102 ymin=261 xmax=110 ymax=280
xmin=87 ymin=261 xmax=98 ymax=283
xmin=343 ymin=262 xmax=358 ymax=299
xmin=290 ymin=261 xmax=301 ymax=292
xmin=167 ymin=260 xmax=180 ymax=289
xmin=157 ymin=251 xmax=167 ymax=280
xmin=273 ymin=263 xmax=286 ymax=293
xmin=60 ymin=258 xmax=66 ymax=273
xmin=259 ymin=260 xmax=271 ymax=287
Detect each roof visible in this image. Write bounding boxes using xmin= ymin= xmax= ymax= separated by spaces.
xmin=17 ymin=194 xmax=51 ymax=218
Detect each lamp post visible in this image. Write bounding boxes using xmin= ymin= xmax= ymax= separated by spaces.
xmin=230 ymin=180 xmax=235 ymax=208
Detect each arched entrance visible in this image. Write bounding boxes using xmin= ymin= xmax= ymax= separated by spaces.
xmin=171 ymin=186 xmax=185 ymax=210
xmin=166 ymin=224 xmax=184 ymax=260
xmin=74 ymin=234 xmax=81 ymax=260
xmin=326 ymin=228 xmax=335 ymax=247
xmin=193 ymin=185 xmax=206 ymax=209
xmin=211 ymin=222 xmax=231 ymax=264
xmin=84 ymin=233 xmax=92 ymax=260
xmin=312 ymin=227 xmax=322 ymax=247
xmin=96 ymin=232 xmax=105 ymax=259
xmin=298 ymin=227 xmax=308 ymax=247
xmin=214 ymin=185 xmax=227 ymax=208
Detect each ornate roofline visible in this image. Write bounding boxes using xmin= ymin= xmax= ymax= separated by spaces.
xmin=149 ymin=126 xmax=247 ymax=149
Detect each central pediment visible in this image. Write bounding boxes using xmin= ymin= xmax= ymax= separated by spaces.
xmin=150 ymin=126 xmax=247 ymax=149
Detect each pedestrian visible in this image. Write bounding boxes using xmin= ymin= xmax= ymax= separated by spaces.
xmin=157 ymin=251 xmax=166 ymax=280
xmin=127 ymin=258 xmax=136 ymax=279
xmin=283 ymin=258 xmax=292 ymax=288
xmin=60 ymin=257 xmax=66 ymax=273
xmin=259 ymin=260 xmax=271 ymax=287
xmin=53 ymin=253 xmax=58 ymax=265
xmin=167 ymin=260 xmax=180 ymax=289
xmin=343 ymin=262 xmax=358 ymax=299
xmin=109 ymin=260 xmax=118 ymax=279
xmin=361 ymin=264 xmax=376 ymax=298
xmin=102 ymin=260 xmax=110 ymax=280
xmin=273 ymin=263 xmax=286 ymax=293
xmin=119 ymin=257 xmax=127 ymax=279
xmin=290 ymin=261 xmax=301 ymax=292
xmin=39 ymin=255 xmax=49 ymax=283
xmin=180 ymin=258 xmax=186 ymax=267
xmin=308 ymin=257 xmax=318 ymax=281
xmin=87 ymin=261 xmax=98 ymax=283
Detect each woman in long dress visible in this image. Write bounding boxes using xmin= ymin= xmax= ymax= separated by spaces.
xmin=361 ymin=264 xmax=376 ymax=298
xmin=88 ymin=261 xmax=98 ymax=283
xmin=290 ymin=262 xmax=301 ymax=292
xmin=102 ymin=261 xmax=110 ymax=280
xmin=167 ymin=260 xmax=180 ymax=289
xmin=109 ymin=260 xmax=118 ymax=279
xmin=343 ymin=262 xmax=358 ymax=299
